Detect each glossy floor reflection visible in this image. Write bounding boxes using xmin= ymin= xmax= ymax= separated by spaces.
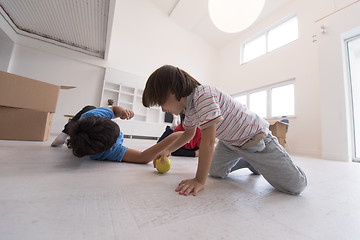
xmin=1 ymin=136 xmax=360 ymax=240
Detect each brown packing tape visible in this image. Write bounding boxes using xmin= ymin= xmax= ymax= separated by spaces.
xmin=60 ymin=86 xmax=76 ymax=89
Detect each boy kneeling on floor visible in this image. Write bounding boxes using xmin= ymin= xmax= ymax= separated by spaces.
xmin=142 ymin=65 xmax=307 ymax=196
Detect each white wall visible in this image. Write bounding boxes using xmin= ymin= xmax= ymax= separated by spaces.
xmin=0 ymin=28 xmax=13 ymax=71
xmin=107 ymin=0 xmax=217 ymax=85
xmin=0 ymin=0 xmax=217 ymax=136
xmin=216 ymin=0 xmax=360 ymax=160
xmin=316 ymin=2 xmax=360 ymax=161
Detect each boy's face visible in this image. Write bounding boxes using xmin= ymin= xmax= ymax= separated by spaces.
xmin=161 ymin=93 xmax=186 ymax=115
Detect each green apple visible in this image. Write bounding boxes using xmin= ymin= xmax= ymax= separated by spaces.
xmin=156 ymin=156 xmax=171 ymax=174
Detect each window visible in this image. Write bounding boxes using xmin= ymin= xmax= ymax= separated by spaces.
xmin=233 ymin=80 xmax=295 ymax=119
xmin=249 ymin=90 xmax=267 ymax=117
xmin=241 ymin=16 xmax=298 ymax=64
xmin=268 ymin=16 xmax=298 ymax=52
xmin=243 ymin=35 xmax=266 ymax=63
xmin=271 ymin=84 xmax=294 ymax=117
xmin=234 ymin=95 xmax=247 ymax=106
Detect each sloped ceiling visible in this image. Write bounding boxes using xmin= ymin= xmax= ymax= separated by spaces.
xmin=149 ymin=0 xmax=293 ymax=48
xmin=0 ymin=0 xmax=294 ymax=57
xmin=0 ymin=0 xmax=110 ymax=58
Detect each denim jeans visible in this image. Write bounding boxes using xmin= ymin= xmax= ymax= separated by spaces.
xmin=209 ymin=133 xmax=307 ymax=195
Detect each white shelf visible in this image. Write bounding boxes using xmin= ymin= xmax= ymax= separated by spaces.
xmin=121 ymin=85 xmax=135 ymax=94
xmin=101 ymin=68 xmax=166 ymax=138
xmin=135 ymin=113 xmax=147 ymax=117
xmin=104 ymin=88 xmax=120 ymax=93
xmin=104 ymin=82 xmax=120 ymax=91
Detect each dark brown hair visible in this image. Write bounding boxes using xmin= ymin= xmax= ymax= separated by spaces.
xmin=142 ymin=65 xmax=201 ymax=107
xmin=67 ymin=117 xmax=120 ymax=157
xmin=180 ymin=113 xmax=185 ymax=124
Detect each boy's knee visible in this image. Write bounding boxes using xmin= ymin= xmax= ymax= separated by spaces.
xmin=282 ymin=181 xmax=307 ymax=195
xmin=209 ymin=165 xmax=229 ymax=179
xmin=291 ymin=168 xmax=307 ymax=195
xmin=277 ymin=173 xmax=307 ymax=195
xmin=292 ymin=176 xmax=307 ymax=195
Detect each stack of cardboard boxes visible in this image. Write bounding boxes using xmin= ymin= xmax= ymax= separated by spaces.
xmin=268 ymin=120 xmax=288 ymax=148
xmin=0 ymin=71 xmax=72 ymax=141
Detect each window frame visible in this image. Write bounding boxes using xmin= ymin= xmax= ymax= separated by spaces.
xmin=344 ymin=33 xmax=360 ymax=162
xmin=240 ymin=15 xmax=299 ymax=64
xmin=232 ymin=79 xmax=296 ymax=120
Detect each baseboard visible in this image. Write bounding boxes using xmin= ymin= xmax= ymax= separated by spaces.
xmin=321 ymin=152 xmax=350 ymax=162
xmin=124 ymin=135 xmax=158 ymax=140
xmin=288 ymin=146 xmax=321 ymax=158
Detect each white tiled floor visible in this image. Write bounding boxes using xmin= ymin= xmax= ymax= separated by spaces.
xmin=1 ymin=135 xmax=360 ymax=240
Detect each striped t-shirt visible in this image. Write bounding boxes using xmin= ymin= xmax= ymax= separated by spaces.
xmin=183 ymin=85 xmax=269 ymax=147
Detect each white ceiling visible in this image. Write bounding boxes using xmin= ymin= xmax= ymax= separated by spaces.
xmin=0 ymin=0 xmax=110 ymax=58
xmin=0 ymin=0 xmax=293 ymax=58
xmin=149 ymin=0 xmax=293 ymax=48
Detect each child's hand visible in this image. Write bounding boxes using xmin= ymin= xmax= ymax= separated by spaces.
xmin=153 ymin=150 xmax=171 ymax=168
xmin=175 ymin=178 xmax=205 ymax=196
xmin=195 ymin=150 xmax=199 ymax=157
xmin=120 ymin=109 xmax=134 ymax=120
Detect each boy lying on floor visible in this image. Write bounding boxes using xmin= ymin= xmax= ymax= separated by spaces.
xmin=52 ymin=106 xmax=180 ymax=163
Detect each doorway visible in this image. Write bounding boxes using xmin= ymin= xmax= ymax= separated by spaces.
xmin=345 ymin=35 xmax=360 ymax=162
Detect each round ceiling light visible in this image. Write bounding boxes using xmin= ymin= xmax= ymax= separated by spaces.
xmin=209 ymin=0 xmax=266 ymax=33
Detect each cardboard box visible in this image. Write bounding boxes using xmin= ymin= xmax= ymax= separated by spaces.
xmin=278 ymin=137 xmax=286 ymax=148
xmin=0 ymin=70 xmax=61 ymax=113
xmin=0 ymin=107 xmax=53 ymax=141
xmin=0 ymin=71 xmax=75 ymax=141
xmin=268 ymin=120 xmax=288 ymax=147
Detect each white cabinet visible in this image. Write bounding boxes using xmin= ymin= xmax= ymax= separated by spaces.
xmin=100 ymin=68 xmax=167 ymax=138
